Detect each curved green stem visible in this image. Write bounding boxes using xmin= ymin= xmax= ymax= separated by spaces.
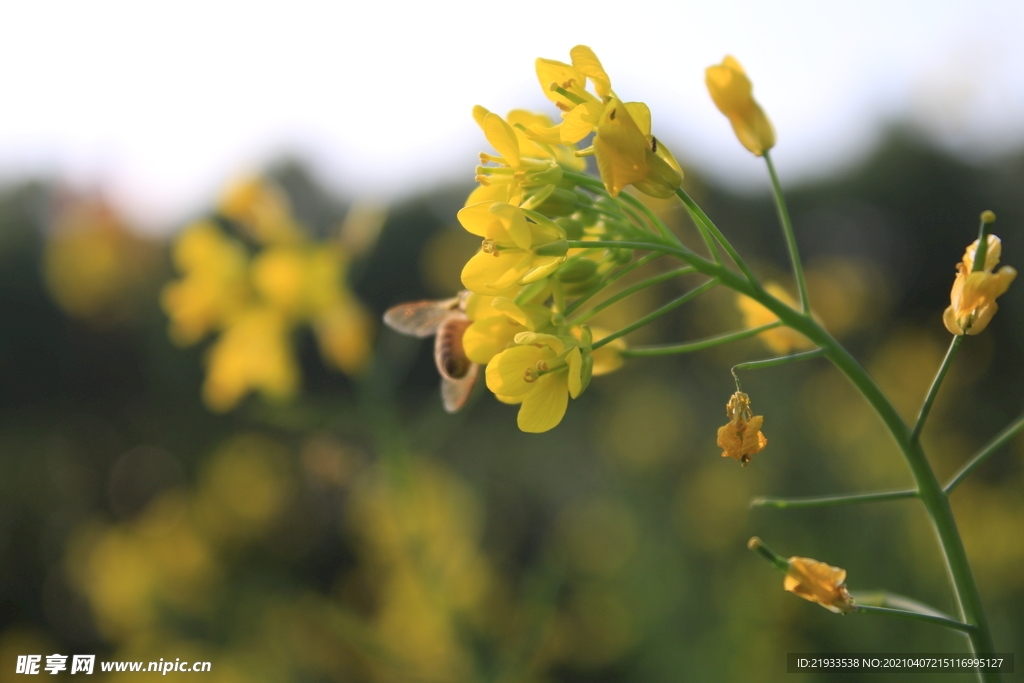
xmin=620 ymin=322 xmax=781 ymax=358
xmin=763 ymin=151 xmax=809 ymax=313
xmin=731 ymin=348 xmax=825 ymax=389
xmin=592 ymin=279 xmax=717 ymax=350
xmin=674 ymin=187 xmax=759 ymax=285
xmin=910 ymin=335 xmax=963 ymax=444
xmin=751 ymin=489 xmax=917 ymax=509
xmin=566 ymin=230 xmax=998 ymax=675
xmin=946 ymin=413 xmax=1024 ymax=493
xmin=570 ymin=266 xmax=695 ymax=324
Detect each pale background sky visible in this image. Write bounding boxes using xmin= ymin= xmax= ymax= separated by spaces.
xmin=2 ymin=0 xmax=1022 ymax=231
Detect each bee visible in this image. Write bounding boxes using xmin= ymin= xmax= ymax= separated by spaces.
xmin=383 ymin=292 xmax=479 ymax=413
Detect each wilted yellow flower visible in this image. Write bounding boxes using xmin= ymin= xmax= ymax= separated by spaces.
xmin=459 ymin=201 xmax=567 ymax=294
xmin=784 ymin=556 xmax=856 ymax=614
xmin=942 ymin=234 xmax=1016 ymax=335
xmin=485 ymin=332 xmax=584 ymax=433
xmin=737 ymin=283 xmax=815 ymax=354
xmin=716 ymin=391 xmax=767 ymax=465
xmin=706 ymin=56 xmax=776 ymax=156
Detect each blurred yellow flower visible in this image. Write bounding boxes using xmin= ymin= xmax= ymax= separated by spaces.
xmin=706 ymin=56 xmax=776 ymax=156
xmin=943 ymin=234 xmax=1016 ymax=336
xmin=164 ymin=177 xmax=375 ymax=410
xmin=737 ymin=283 xmax=815 ymax=354
xmin=716 ymin=391 xmax=767 ymax=465
xmin=784 ymin=556 xmax=856 ymax=614
xmin=485 ymin=332 xmax=584 ymax=433
xmin=219 ymin=176 xmax=301 ymax=244
xmin=161 ymin=220 xmax=251 ymax=345
xmin=44 ymin=198 xmax=157 ymax=324
xmin=202 ymin=308 xmax=299 ymax=412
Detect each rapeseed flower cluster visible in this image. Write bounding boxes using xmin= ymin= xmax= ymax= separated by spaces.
xmin=390 ymin=45 xmax=679 ymax=432
xmin=162 ymin=177 xmax=373 ymax=411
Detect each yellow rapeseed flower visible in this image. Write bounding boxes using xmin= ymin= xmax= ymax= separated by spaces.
xmin=716 ymin=391 xmax=767 ymax=465
xmin=784 ymin=557 xmax=856 ymax=614
xmin=459 ymin=201 xmax=567 ymax=294
xmin=533 ymin=46 xmax=682 ymax=198
xmin=706 ymin=56 xmax=776 ymax=156
xmin=943 ymin=234 xmax=1016 ymax=335
xmin=462 ymin=297 xmax=554 ymax=365
xmin=485 ymin=332 xmax=584 ymax=433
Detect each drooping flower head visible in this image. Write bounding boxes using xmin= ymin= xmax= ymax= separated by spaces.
xmin=705 ymin=56 xmax=776 ymax=157
xmin=716 ymin=391 xmax=767 ymax=465
xmin=943 ymin=233 xmax=1016 ymax=336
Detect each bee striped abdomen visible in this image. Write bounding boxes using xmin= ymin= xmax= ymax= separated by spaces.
xmin=435 ymin=316 xmax=472 ymax=380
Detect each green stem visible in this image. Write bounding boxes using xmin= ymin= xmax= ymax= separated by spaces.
xmin=738 ymin=270 xmax=998 ymax=673
xmin=591 ymin=279 xmax=717 ymax=350
xmin=747 ymin=536 xmax=790 ymax=572
xmin=674 ymin=187 xmax=759 ymax=285
xmin=570 ymin=266 xmax=695 ymax=324
xmin=619 ymin=322 xmax=781 ymax=358
xmin=616 ymin=188 xmax=682 ymax=246
xmin=731 ymin=348 xmax=825 ymax=380
xmin=855 ymin=605 xmax=976 ymax=634
xmin=851 ymin=589 xmax=957 ymax=620
xmin=682 ymin=202 xmax=723 ymax=263
xmin=910 ymin=336 xmax=963 ymax=444
xmin=751 ymin=489 xmax=917 ymax=509
xmin=567 ymin=231 xmax=997 ymax=675
xmin=946 ymin=413 xmax=1024 ymax=493
xmin=764 ymin=151 xmax=809 ymax=314
xmin=563 ymin=252 xmax=661 ymax=316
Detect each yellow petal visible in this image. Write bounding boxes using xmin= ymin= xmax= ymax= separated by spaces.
xmin=536 ymin=58 xmax=583 ymax=108
xmin=594 ymin=99 xmax=650 ymax=197
xmin=705 ymin=55 xmax=776 ymax=156
xmin=517 ymin=374 xmax=569 ymax=433
xmin=567 ymin=347 xmax=583 ymax=398
xmin=624 ymin=101 xmax=651 ymax=137
xmin=461 ymin=249 xmax=532 ymax=294
xmin=472 ymin=105 xmax=491 ymax=129
xmin=569 ymin=45 xmax=611 ymax=99
xmin=483 ymin=113 xmax=521 ymax=168
xmin=485 ymin=345 xmax=551 ymax=397
xmin=559 ymin=101 xmax=604 ymax=144
xmin=463 ymin=316 xmax=523 ymax=364
xmin=491 ymin=202 xmax=532 ymax=250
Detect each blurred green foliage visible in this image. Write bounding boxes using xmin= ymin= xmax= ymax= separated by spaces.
xmin=1 ymin=131 xmax=1022 ymax=682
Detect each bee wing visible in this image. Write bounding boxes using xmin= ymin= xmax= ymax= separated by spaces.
xmin=441 ymin=363 xmax=479 ymax=413
xmin=383 ymin=298 xmax=458 ymax=338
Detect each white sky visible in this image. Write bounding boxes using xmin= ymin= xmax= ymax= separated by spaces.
xmin=2 ymin=0 xmax=1023 ymax=231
